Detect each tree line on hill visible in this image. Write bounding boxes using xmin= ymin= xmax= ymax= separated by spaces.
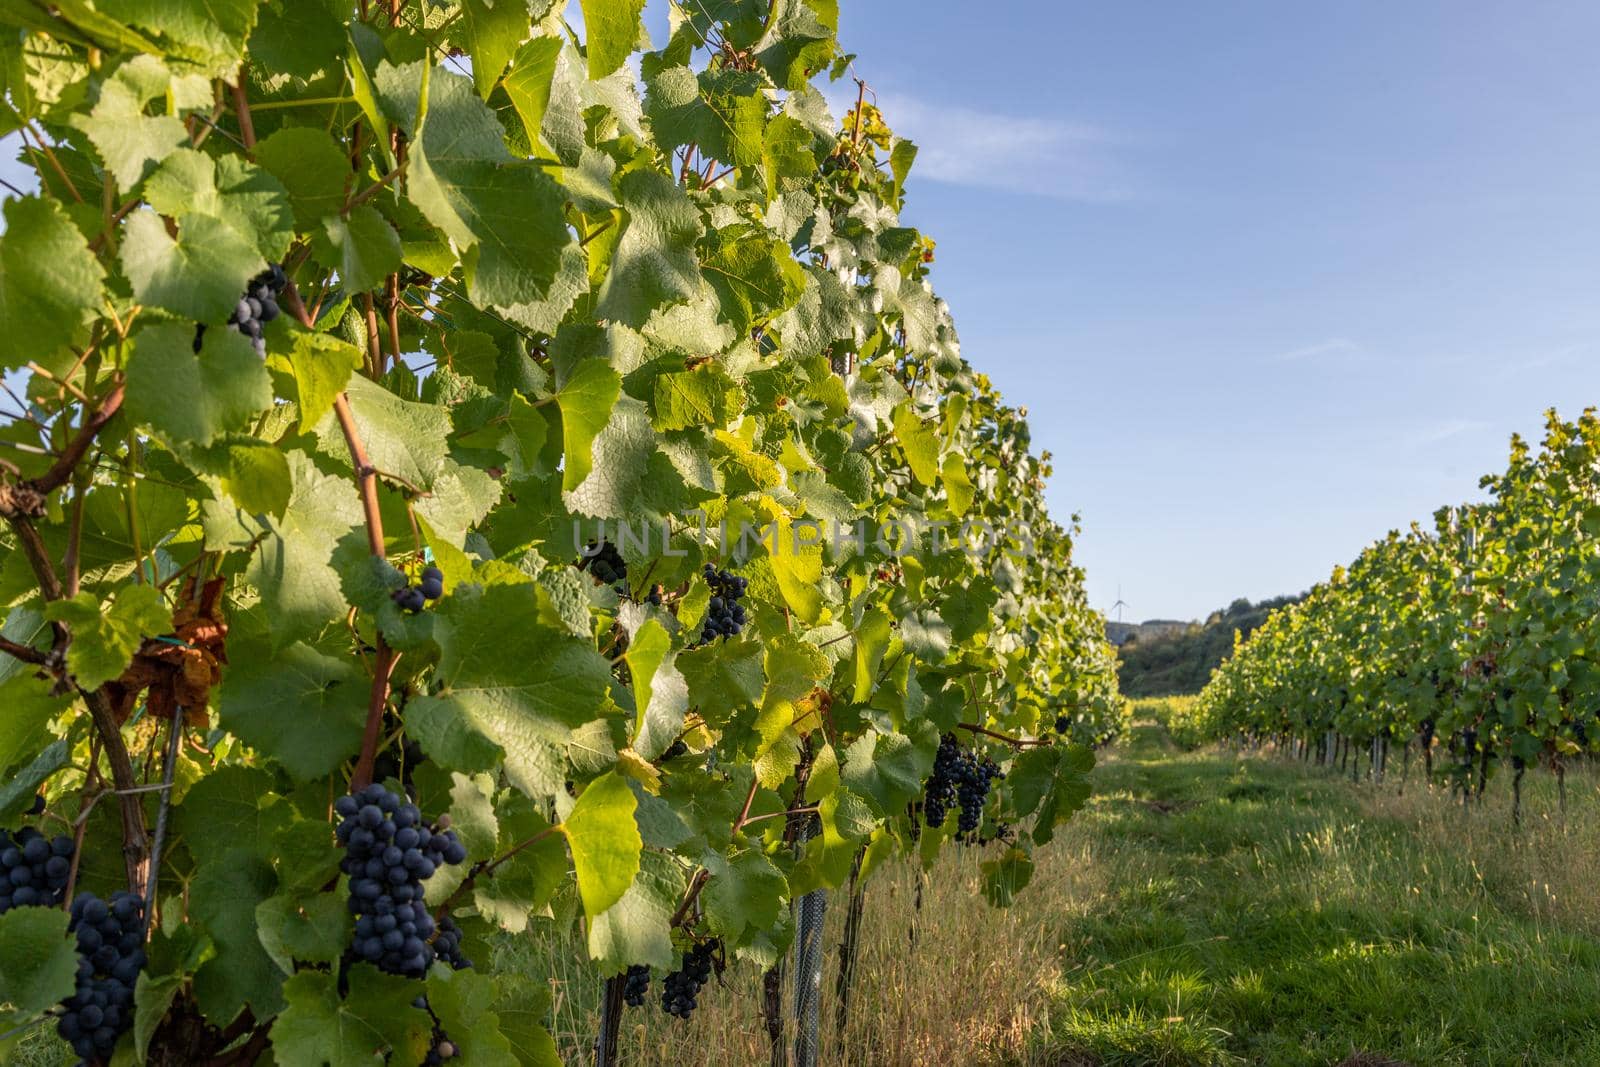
xmin=1116 ymin=595 xmax=1304 ymax=697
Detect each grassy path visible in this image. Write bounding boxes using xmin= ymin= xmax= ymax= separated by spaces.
xmin=1039 ymin=722 xmax=1600 ymax=1067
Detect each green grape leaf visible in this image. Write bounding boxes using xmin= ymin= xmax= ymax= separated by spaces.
xmin=409 ymin=578 xmax=611 ymax=795
xmin=256 ymin=127 xmax=350 ymax=227
xmin=0 ymin=906 xmax=77 ymax=1026
xmin=218 ymin=437 xmax=292 ymax=518
xmin=493 ymin=974 xmax=563 ymax=1066
xmin=586 ymin=842 xmax=682 ymax=973
xmin=172 ymin=765 xmax=292 ymax=868
xmin=940 ymin=452 xmax=974 ymax=515
xmin=652 ymin=365 xmax=743 ymax=432
xmin=0 ymin=739 xmax=69 ymax=823
xmin=503 ymin=34 xmax=563 ymax=141
xmin=840 ymin=728 xmax=932 ymax=817
xmin=623 ymin=618 xmax=687 ymax=758
xmin=852 ymin=607 xmax=891 ymax=702
xmin=134 ymin=974 xmax=184 ymax=1064
xmin=398 ymin=64 xmax=570 ymax=307
xmin=556 ymin=358 xmax=622 ymax=491
xmin=472 ymin=798 xmax=565 ymax=933
xmin=425 ymin=964 xmax=518 ymax=1064
xmin=191 ymin=851 xmax=284 ymax=1024
xmin=891 ymin=401 xmax=939 ymax=486
xmin=703 ymin=849 xmax=786 ymax=943
xmin=256 ymin=891 xmax=350 ymax=975
xmin=579 ymin=0 xmax=646 ymax=78
xmin=44 ymin=583 xmax=171 ymax=690
xmin=980 ymin=847 xmax=1034 ymax=908
xmin=700 ymin=224 xmax=805 ymax=333
xmin=270 ymin=967 xmax=433 ymax=1067
xmin=755 ymin=634 xmax=829 ymax=751
xmin=562 ymin=770 xmax=641 ymax=917
xmin=677 ymin=637 xmax=764 ymax=727
xmin=217 ymin=639 xmax=368 ymax=781
xmin=70 ymin=64 xmax=186 ymax=190
xmin=126 ymin=322 xmax=272 ymax=446
xmin=0 ymin=196 xmax=104 ymax=369
xmin=121 ymin=210 xmax=266 ymax=322
xmin=594 ymin=169 xmax=705 ymax=328
xmin=244 ymin=450 xmax=363 ymax=648
xmin=645 ymin=66 xmax=768 ymax=169
xmin=446 ymin=771 xmax=500 ymax=861
xmin=317 ymin=203 xmax=403 ymax=293
xmin=285 ymin=331 xmax=364 ymax=433
xmin=95 ymin=0 xmax=259 ymax=74
xmin=315 ymin=366 xmax=452 ymax=490
xmin=768 ymin=518 xmax=826 ymax=624
xmin=462 ymin=0 xmax=530 ymax=97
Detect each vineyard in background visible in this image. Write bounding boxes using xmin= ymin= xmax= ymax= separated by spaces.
xmin=0 ymin=1 xmax=1125 ymax=1065
xmin=1189 ymin=410 xmax=1600 ymax=822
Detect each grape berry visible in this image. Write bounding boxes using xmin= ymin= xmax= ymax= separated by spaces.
xmin=0 ymin=826 xmax=75 ymax=913
xmin=393 ymin=565 xmax=445 ymax=614
xmin=56 ymin=892 xmax=144 ymax=1064
xmin=697 ymin=565 xmax=746 ymax=644
xmin=661 ymin=939 xmax=719 ymax=1019
xmin=334 ymin=784 xmax=468 ymax=978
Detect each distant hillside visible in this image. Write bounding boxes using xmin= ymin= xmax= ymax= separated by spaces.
xmin=1114 ymin=595 xmax=1303 ymax=697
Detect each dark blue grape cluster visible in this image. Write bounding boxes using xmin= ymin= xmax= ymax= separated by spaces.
xmin=661 ymin=939 xmax=719 ymax=1019
xmin=431 ymin=914 xmax=472 ymax=971
xmin=921 ymin=734 xmax=964 ymax=828
xmin=1054 ymin=714 xmax=1071 ymax=735
xmin=955 ymin=753 xmax=1004 ymax=836
xmin=583 ymin=541 xmax=628 ymax=588
xmin=622 ymin=963 xmax=650 ymax=1007
xmin=0 ymin=826 xmax=74 ymax=913
xmin=334 ymin=784 xmax=467 ymax=978
xmin=646 ymin=584 xmax=664 ymax=606
xmin=56 ymin=892 xmax=144 ymax=1064
xmin=194 ymin=264 xmax=286 ymax=357
xmin=921 ymin=734 xmax=1003 ymax=834
xmin=393 ymin=565 xmax=444 ymax=614
xmin=696 ymin=565 xmax=746 ymax=644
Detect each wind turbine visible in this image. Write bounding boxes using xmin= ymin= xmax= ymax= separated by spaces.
xmin=1111 ymin=584 xmax=1129 ymax=623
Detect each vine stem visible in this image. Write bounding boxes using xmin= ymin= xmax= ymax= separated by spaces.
xmin=283 ymin=283 xmax=396 ymax=791
xmin=0 ymin=635 xmax=47 ymax=664
xmin=955 ymin=721 xmax=1052 ymax=748
xmin=142 ymin=714 xmax=184 ymax=931
xmin=230 ymin=68 xmax=256 ymax=153
xmin=738 ymin=805 xmax=818 ymax=829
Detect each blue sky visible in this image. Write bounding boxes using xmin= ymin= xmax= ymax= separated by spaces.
xmin=8 ymin=4 xmax=1596 ymax=622
xmin=808 ymin=1 xmax=1600 ymax=620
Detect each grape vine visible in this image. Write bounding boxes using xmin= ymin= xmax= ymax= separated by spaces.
xmin=0 ymin=0 xmax=1121 ymax=1061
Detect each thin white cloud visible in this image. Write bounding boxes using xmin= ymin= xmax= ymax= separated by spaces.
xmin=1406 ymin=418 xmax=1488 ymax=447
xmin=827 ymin=87 xmax=1137 ymax=202
xmin=1272 ymin=338 xmax=1361 ymax=363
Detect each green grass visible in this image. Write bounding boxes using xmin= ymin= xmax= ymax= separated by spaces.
xmin=1039 ymin=722 xmax=1600 ymax=1067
